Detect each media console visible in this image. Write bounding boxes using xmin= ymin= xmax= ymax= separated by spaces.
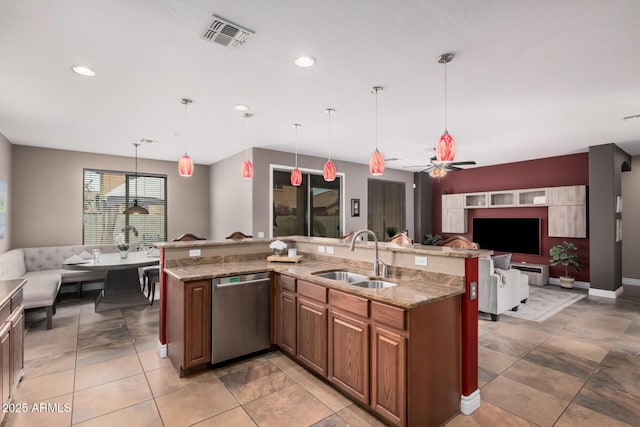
xmin=510 ymin=262 xmax=549 ymax=286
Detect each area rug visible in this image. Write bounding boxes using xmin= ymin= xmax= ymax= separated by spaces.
xmin=503 ymin=286 xmax=585 ymax=322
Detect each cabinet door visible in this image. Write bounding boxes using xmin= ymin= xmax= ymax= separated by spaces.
xmin=548 ymin=205 xmax=587 ymax=237
xmin=329 ymin=311 xmax=369 ymax=404
xmin=0 ymin=323 xmax=10 ymax=407
xmin=547 ymin=185 xmax=586 ymax=205
xmin=9 ymin=308 xmax=24 ymax=389
xmin=184 ymin=280 xmax=211 ymax=368
xmin=371 ymin=326 xmax=406 ymax=426
xmin=297 ymin=297 xmax=327 ymax=376
xmin=279 ymin=290 xmax=297 ymax=355
xmin=442 ymin=194 xmax=463 ymax=209
xmin=442 ymin=208 xmax=467 ymax=233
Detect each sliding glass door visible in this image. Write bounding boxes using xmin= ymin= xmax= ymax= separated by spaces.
xmin=368 ymin=179 xmax=405 ymax=241
xmin=272 ymin=170 xmax=341 ymax=238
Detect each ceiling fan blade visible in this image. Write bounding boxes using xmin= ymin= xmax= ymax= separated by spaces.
xmin=450 ymin=160 xmax=476 ymax=166
xmin=446 ymin=165 xmax=464 ymax=171
xmin=403 ymin=165 xmax=430 ymax=168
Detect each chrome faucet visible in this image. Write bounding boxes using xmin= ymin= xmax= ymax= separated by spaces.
xmin=349 ymin=229 xmax=388 ymax=278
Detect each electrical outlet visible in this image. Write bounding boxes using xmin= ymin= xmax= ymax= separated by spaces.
xmin=189 ymin=249 xmax=201 ymax=257
xmin=326 ymin=246 xmax=334 ymax=254
xmin=318 ymin=245 xmax=326 ymax=253
xmin=258 ymin=231 xmax=264 ymax=238
xmin=470 ymin=282 xmax=477 ymax=300
xmin=414 ymin=256 xmax=428 ymax=266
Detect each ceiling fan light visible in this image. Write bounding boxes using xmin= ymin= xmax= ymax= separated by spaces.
xmin=436 ymin=131 xmax=456 ymax=163
xmin=241 ymin=160 xmax=253 ymax=179
xmin=290 ymin=167 xmax=302 ymax=186
xmin=369 ymin=149 xmax=385 ymax=176
xmin=178 ymin=154 xmax=193 ymax=177
xmin=323 ymin=160 xmax=336 ymax=182
xmin=429 ymin=167 xmax=447 ymax=178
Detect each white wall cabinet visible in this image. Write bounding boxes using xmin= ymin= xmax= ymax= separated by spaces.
xmin=441 ymin=194 xmax=466 ymax=233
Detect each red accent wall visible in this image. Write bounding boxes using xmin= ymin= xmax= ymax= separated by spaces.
xmin=432 ymin=153 xmax=590 ymax=282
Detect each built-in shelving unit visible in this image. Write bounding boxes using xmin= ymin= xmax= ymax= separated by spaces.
xmin=441 ymin=185 xmax=587 ymax=237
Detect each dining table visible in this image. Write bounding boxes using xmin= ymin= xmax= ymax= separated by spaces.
xmin=63 ymin=251 xmax=159 ymax=312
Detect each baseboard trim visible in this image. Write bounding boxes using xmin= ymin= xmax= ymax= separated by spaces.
xmin=548 ymin=278 xmax=590 ymax=290
xmin=622 ymin=277 xmax=640 ymax=286
xmin=157 ymin=341 xmax=167 ymax=358
xmin=589 ymin=286 xmax=624 ymax=299
xmin=460 ymin=390 xmax=481 ymax=415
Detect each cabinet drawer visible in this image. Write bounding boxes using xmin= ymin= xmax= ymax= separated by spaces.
xmin=0 ymin=302 xmax=9 ymax=325
xmin=11 ymin=289 xmax=23 ymax=313
xmin=371 ymin=302 xmax=406 ymax=331
xmin=279 ymin=275 xmax=297 ymax=292
xmin=329 ymin=290 xmax=369 ymax=318
xmin=297 ymin=280 xmax=327 ymax=303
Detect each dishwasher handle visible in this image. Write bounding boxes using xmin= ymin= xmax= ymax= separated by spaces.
xmin=214 ymin=278 xmax=270 ymax=288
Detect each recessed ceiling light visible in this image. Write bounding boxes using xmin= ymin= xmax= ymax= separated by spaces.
xmin=234 ymin=104 xmax=249 ymax=112
xmin=294 ymin=56 xmax=315 ymax=67
xmin=71 ymin=65 xmax=96 ymax=77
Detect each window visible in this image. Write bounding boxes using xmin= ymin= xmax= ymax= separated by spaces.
xmin=272 ymin=169 xmax=342 ymax=238
xmin=368 ymin=179 xmax=406 ymax=241
xmin=83 ymin=169 xmax=167 ymax=246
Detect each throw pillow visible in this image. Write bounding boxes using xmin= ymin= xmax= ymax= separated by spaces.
xmin=492 ymin=253 xmax=512 ymax=270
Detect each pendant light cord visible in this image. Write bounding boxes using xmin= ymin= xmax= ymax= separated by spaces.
xmin=134 ymin=143 xmax=139 ymax=200
xmin=444 ymin=62 xmax=448 ymax=131
xmin=375 ymin=90 xmax=379 ymax=150
xmin=294 ymin=124 xmax=299 ymax=167
xmin=244 ymin=114 xmax=251 ymax=161
xmin=327 ymin=109 xmax=333 ymax=160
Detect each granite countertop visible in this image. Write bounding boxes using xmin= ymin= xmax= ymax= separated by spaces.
xmin=0 ymin=279 xmax=26 ymax=308
xmin=165 ymin=259 xmax=465 ymax=309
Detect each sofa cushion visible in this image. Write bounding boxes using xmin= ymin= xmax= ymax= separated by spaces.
xmin=21 ymin=273 xmax=61 ymax=309
xmin=23 ymin=245 xmax=117 ymax=272
xmin=0 ymin=249 xmax=27 ymax=280
xmin=25 ymin=268 xmax=105 ymax=284
xmin=492 ymin=253 xmax=512 ymax=270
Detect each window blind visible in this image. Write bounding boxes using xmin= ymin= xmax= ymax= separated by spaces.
xmin=83 ymin=169 xmax=167 ymax=246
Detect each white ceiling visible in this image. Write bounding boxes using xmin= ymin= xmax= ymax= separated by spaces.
xmin=1 ymin=0 xmax=639 ymax=171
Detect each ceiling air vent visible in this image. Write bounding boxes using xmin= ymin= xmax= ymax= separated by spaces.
xmin=201 ymin=15 xmax=253 ymax=49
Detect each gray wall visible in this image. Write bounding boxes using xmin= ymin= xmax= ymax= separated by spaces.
xmin=251 ymin=148 xmax=415 ymax=239
xmin=588 ymin=143 xmax=631 ymax=291
xmin=0 ymin=133 xmax=11 ymax=253
xmin=622 ymin=156 xmax=640 ymax=280
xmin=209 ymin=149 xmax=253 ymax=240
xmin=11 ymin=146 xmax=210 ymax=248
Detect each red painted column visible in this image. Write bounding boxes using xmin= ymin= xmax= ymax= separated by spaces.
xmin=159 ymin=247 xmax=167 ymax=345
xmin=461 ymin=257 xmax=479 ymax=412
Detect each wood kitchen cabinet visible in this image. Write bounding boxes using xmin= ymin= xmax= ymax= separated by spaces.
xmin=371 ymin=325 xmax=406 ymax=426
xmin=166 ymin=275 xmax=211 ymax=376
xmin=0 ymin=322 xmax=10 ymax=408
xmin=442 ymin=194 xmax=467 ymax=233
xmin=0 ymin=281 xmax=25 ymax=424
xmin=296 ymin=280 xmax=328 ymax=376
xmin=9 ymin=307 xmax=24 ymax=388
xmin=547 ymin=185 xmax=587 ymax=238
xmin=274 ymin=274 xmax=297 ymax=356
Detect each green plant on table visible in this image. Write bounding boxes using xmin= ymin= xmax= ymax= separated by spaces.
xmin=549 ymin=241 xmax=582 ymax=277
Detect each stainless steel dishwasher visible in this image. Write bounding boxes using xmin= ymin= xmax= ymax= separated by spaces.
xmin=211 ymin=272 xmax=270 ymax=364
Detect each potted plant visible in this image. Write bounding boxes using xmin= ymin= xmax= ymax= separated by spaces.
xmin=423 ymin=234 xmax=442 ymax=246
xmin=549 ymin=241 xmax=582 ymax=288
xmin=115 ymin=233 xmax=130 ymax=258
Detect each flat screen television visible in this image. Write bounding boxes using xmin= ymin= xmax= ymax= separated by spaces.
xmin=472 ymin=217 xmax=541 ymax=255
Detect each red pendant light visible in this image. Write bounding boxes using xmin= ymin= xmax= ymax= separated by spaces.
xmin=435 ymin=53 xmax=456 ymax=163
xmin=178 ymin=154 xmax=194 ymax=177
xmin=241 ymin=159 xmax=253 ymax=179
xmin=369 ymin=86 xmax=384 ymax=176
xmin=323 ymin=108 xmax=337 ymax=182
xmin=241 ymin=113 xmax=253 ymax=179
xmin=178 ymin=98 xmax=194 ymax=177
xmin=291 ymin=123 xmax=302 ymax=186
xmin=290 ymin=167 xmax=302 ymax=186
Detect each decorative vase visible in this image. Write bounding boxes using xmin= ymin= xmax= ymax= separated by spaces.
xmin=120 ymin=250 xmax=128 ymax=259
xmin=559 ymin=276 xmax=574 ymax=289
xmin=273 ymin=249 xmax=286 ymax=257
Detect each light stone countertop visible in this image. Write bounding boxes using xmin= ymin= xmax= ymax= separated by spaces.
xmin=156 ymin=235 xmax=492 ymax=259
xmin=165 ymin=259 xmax=465 ymax=309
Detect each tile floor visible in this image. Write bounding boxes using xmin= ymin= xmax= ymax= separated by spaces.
xmin=3 ymin=287 xmax=640 ymax=427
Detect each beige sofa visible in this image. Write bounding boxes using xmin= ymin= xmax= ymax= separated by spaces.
xmin=0 ymin=245 xmax=116 ymax=328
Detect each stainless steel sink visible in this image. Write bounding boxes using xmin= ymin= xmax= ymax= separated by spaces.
xmin=313 ymin=270 xmax=368 ymax=283
xmin=349 ymin=280 xmax=397 ymax=289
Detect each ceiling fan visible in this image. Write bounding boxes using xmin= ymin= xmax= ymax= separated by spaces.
xmin=404 ymin=154 xmax=477 ymax=177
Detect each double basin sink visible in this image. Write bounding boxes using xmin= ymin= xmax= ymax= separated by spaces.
xmin=312 ymin=270 xmax=397 ymax=289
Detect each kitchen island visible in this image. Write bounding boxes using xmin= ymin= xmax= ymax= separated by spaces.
xmin=156 ymin=236 xmax=488 ymax=426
